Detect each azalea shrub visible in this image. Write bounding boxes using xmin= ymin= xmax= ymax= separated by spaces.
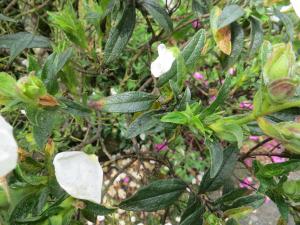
xmin=1 ymin=0 xmax=300 ymax=224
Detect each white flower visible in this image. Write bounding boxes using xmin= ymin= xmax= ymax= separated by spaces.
xmin=151 ymin=44 xmax=175 ymax=78
xmin=0 ymin=115 xmax=18 ymax=177
xmin=53 ymin=151 xmax=103 ymax=204
xmin=291 ymin=0 xmax=300 ymax=18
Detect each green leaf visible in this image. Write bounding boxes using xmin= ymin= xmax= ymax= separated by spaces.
xmin=15 ymin=165 xmax=48 ymax=186
xmin=26 ymin=107 xmax=59 ymax=150
xmin=177 ymin=87 xmax=191 ymax=111
xmin=0 ymin=72 xmax=17 ymax=99
xmin=0 ymin=32 xmax=51 ymax=49
xmin=119 ymin=179 xmax=186 ymax=211
xmin=223 ymin=123 xmax=244 ymax=148
xmin=274 ymin=8 xmax=294 ymax=42
xmin=41 ymin=48 xmax=73 ymax=94
xmin=249 ymin=17 xmax=264 ymax=57
xmin=140 ymin=0 xmax=173 ymax=33
xmin=215 ymin=189 xmax=249 ymax=205
xmin=267 ymin=190 xmax=289 ymax=222
xmin=101 ymin=91 xmax=157 ymax=113
xmin=180 ymin=194 xmax=205 ymax=225
xmin=206 ymin=140 xmax=223 ymax=178
xmin=221 ymin=194 xmax=265 ymax=211
xmin=0 ymin=13 xmax=16 ymax=22
xmin=199 ymin=145 xmax=238 ymax=192
xmin=217 ymin=4 xmax=245 ymax=29
xmin=201 ymin=76 xmax=231 ymax=117
xmin=226 ymin=218 xmax=240 ymax=225
xmin=126 ymin=110 xmax=160 ymax=138
xmin=157 ymin=29 xmax=206 ymax=86
xmin=256 ymin=160 xmax=300 ymax=178
xmin=224 ymin=22 xmax=244 ymax=68
xmin=104 ymin=3 xmax=136 ymax=63
xmin=161 ymin=111 xmax=189 ymax=125
xmin=176 ymin=53 xmax=188 ymax=90
xmin=81 ymin=201 xmax=115 ymax=222
xmin=192 ymin=0 xmax=208 ymax=15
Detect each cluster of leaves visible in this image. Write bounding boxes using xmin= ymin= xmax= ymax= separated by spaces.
xmin=1 ymin=0 xmax=300 ymax=224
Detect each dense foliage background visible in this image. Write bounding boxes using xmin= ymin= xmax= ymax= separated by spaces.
xmin=1 ymin=0 xmax=300 ymax=224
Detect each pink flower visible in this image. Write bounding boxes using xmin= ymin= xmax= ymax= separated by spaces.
xmin=249 ymin=136 xmax=260 ymax=142
xmin=264 ymin=196 xmax=271 ymax=204
xmin=239 ymin=177 xmax=253 ymax=189
xmin=193 ymin=72 xmax=204 ymax=80
xmin=155 ymin=142 xmax=168 ymax=152
xmin=209 ymin=95 xmax=216 ymax=104
xmin=228 ymin=68 xmax=236 ymax=75
xmin=123 ymin=176 xmax=130 ymax=184
xmin=239 ymin=101 xmax=253 ymax=110
xmin=192 ymin=19 xmax=201 ymax=29
xmin=244 ymin=158 xmax=253 ymax=167
xmin=271 ymin=156 xmax=286 ymax=163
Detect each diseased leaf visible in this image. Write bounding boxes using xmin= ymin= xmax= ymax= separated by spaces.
xmin=210 ymin=6 xmax=232 ymax=55
xmin=224 ymin=22 xmax=244 ymax=68
xmin=140 ymin=0 xmax=173 ymax=33
xmin=104 ymin=3 xmax=136 ymax=63
xmin=217 ymin=5 xmax=245 ymax=29
xmin=101 ymin=91 xmax=157 ymax=113
xmin=249 ymin=17 xmax=264 ymax=57
xmin=119 ymin=179 xmax=186 ymax=211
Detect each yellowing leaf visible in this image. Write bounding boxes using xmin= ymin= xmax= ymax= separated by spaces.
xmin=210 ymin=6 xmax=232 ymax=55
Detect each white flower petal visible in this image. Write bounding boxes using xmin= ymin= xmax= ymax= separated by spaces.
xmin=53 ymin=151 xmax=103 ymax=204
xmin=150 ymin=44 xmax=175 ymax=78
xmin=291 ymin=0 xmax=300 ymax=18
xmin=0 ymin=115 xmax=18 ymax=177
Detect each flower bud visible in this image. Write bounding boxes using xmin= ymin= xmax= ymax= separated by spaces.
xmin=257 ymin=117 xmax=300 ymax=154
xmin=0 ymin=72 xmax=17 ymax=105
xmin=16 ymin=74 xmax=47 ymax=104
xmin=263 ymin=43 xmax=295 ymax=83
xmin=263 ymin=43 xmax=297 ymax=102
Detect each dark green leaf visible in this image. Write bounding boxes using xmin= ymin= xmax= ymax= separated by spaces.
xmin=221 ymin=194 xmax=265 ymax=211
xmin=199 ymin=145 xmax=238 ymax=192
xmin=15 ymin=165 xmax=48 ymax=186
xmin=59 ymin=97 xmax=91 ymax=117
xmin=157 ymin=29 xmax=206 ymax=86
xmin=177 ymin=87 xmax=191 ymax=111
xmin=267 ymin=190 xmax=289 ymax=222
xmin=26 ymin=107 xmax=59 ymax=150
xmin=274 ymin=8 xmax=294 ymax=42
xmin=226 ymin=218 xmax=240 ymax=225
xmin=201 ymin=76 xmax=231 ymax=117
xmin=119 ymin=179 xmax=186 ymax=211
xmin=0 ymin=13 xmax=16 ymax=22
xmin=249 ymin=17 xmax=264 ymax=57
xmin=180 ymin=194 xmax=205 ymax=225
xmin=140 ymin=0 xmax=173 ymax=33
xmin=207 ymin=140 xmax=223 ymax=178
xmin=82 ymin=201 xmax=115 ymax=222
xmin=215 ymin=188 xmax=249 ymax=205
xmin=101 ymin=91 xmax=157 ymax=113
xmin=41 ymin=48 xmax=73 ymax=94
xmin=176 ymin=53 xmax=187 ymax=90
xmin=217 ymin=5 xmax=245 ymax=29
xmin=104 ymin=3 xmax=136 ymax=63
xmin=0 ymin=32 xmax=51 ymax=49
xmin=192 ymin=0 xmax=208 ymax=15
xmin=126 ymin=110 xmax=160 ymax=138
xmin=224 ymin=22 xmax=244 ymax=68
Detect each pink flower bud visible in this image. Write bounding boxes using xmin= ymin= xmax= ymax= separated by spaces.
xmin=155 ymin=142 xmax=168 ymax=152
xmin=193 ymin=72 xmax=204 ymax=80
xmin=192 ymin=19 xmax=201 ymax=29
xmin=249 ymin=136 xmax=260 ymax=142
xmin=228 ymin=67 xmax=236 ymax=75
xmin=239 ymin=101 xmax=253 ymax=110
xmin=239 ymin=177 xmax=253 ymax=189
xmin=271 ymin=156 xmax=286 ymax=163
